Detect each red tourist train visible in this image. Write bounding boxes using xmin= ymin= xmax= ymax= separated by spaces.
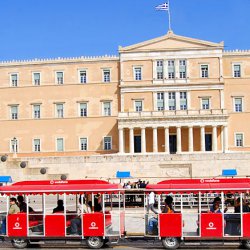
xmin=1 ymin=178 xmax=250 ymax=249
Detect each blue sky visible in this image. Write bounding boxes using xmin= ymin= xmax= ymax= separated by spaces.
xmin=0 ymin=0 xmax=250 ymax=60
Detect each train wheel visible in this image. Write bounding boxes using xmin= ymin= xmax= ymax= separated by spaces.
xmin=243 ymin=240 xmax=250 ymax=249
xmin=86 ymin=236 xmax=104 ymax=249
xmin=162 ymin=237 xmax=180 ymax=249
xmin=11 ymin=239 xmax=29 ymax=249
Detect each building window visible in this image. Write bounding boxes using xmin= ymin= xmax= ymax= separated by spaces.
xmin=201 ymin=65 xmax=209 ymax=78
xmin=233 ymin=64 xmax=241 ymax=78
xmin=10 ymin=106 xmax=18 ymax=120
xmin=179 ymin=60 xmax=186 ymax=79
xmin=135 ymin=100 xmax=143 ymax=112
xmin=235 ymin=133 xmax=243 ymax=147
xmin=33 ymin=104 xmax=41 ymax=119
xmin=80 ymin=137 xmax=88 ymax=151
xmin=33 ymin=139 xmax=41 ymax=152
xmin=202 ymin=98 xmax=210 ymax=110
xmin=10 ymin=74 xmax=18 ymax=87
xmin=56 ymin=138 xmax=64 ymax=152
xmin=79 ymin=103 xmax=87 ymax=117
xmin=56 ymin=72 xmax=64 ymax=84
xmin=168 ymin=60 xmax=175 ymax=79
xmin=33 ymin=72 xmax=41 ymax=85
xmin=56 ymin=103 xmax=64 ymax=118
xmin=103 ymin=69 xmax=110 ymax=82
xmin=157 ymin=92 xmax=164 ymax=111
xmin=156 ymin=60 xmax=164 ymax=80
xmin=168 ymin=92 xmax=176 ymax=110
xmin=134 ymin=67 xmax=142 ymax=81
xmin=10 ymin=138 xmax=18 ymax=153
xmin=180 ymin=92 xmax=187 ymax=110
xmin=79 ymin=70 xmax=87 ymax=83
xmin=234 ymin=98 xmax=242 ymax=112
xmin=103 ymin=102 xmax=111 ymax=116
xmin=103 ymin=136 xmax=112 ymax=150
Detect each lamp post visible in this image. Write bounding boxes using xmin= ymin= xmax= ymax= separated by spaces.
xmin=13 ymin=137 xmax=17 ymax=158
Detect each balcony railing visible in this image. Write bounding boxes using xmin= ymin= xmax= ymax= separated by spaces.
xmin=118 ymin=109 xmax=228 ymax=118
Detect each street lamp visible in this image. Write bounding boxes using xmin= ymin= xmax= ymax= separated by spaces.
xmin=13 ymin=137 xmax=17 ymax=158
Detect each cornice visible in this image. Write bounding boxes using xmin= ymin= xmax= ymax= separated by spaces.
xmin=0 ymin=55 xmax=119 ymax=67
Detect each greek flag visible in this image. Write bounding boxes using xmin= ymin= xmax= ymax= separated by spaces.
xmin=155 ymin=2 xmax=169 ymax=11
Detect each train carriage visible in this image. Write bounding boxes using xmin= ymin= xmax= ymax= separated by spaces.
xmin=0 ymin=179 xmax=124 ymax=249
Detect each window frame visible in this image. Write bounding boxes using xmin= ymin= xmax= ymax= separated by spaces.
xmin=32 ymin=72 xmax=41 ymax=86
xmin=180 ymin=91 xmax=187 ymax=110
xmin=33 ymin=138 xmax=41 ymax=152
xmin=103 ymin=136 xmax=112 ymax=150
xmin=10 ymin=105 xmax=19 ymax=120
xmin=133 ymin=66 xmax=142 ymax=81
xmin=79 ymin=137 xmax=88 ymax=151
xmin=55 ymin=71 xmax=64 ymax=85
xmin=201 ymin=98 xmax=210 ymax=110
xmin=10 ymin=73 xmax=19 ymax=87
xmin=134 ymin=100 xmax=143 ymax=112
xmin=200 ymin=64 xmax=209 ymax=78
xmin=33 ymin=104 xmax=41 ymax=119
xmin=78 ymin=69 xmax=87 ymax=84
xmin=233 ymin=63 xmax=241 ymax=78
xmin=102 ymin=101 xmax=112 ymax=116
xmin=102 ymin=69 xmax=111 ymax=83
xmin=168 ymin=92 xmax=176 ymax=110
xmin=233 ymin=97 xmax=243 ymax=112
xmin=10 ymin=138 xmax=19 ymax=153
xmin=55 ymin=103 xmax=64 ymax=118
xmin=79 ymin=102 xmax=88 ymax=117
xmin=235 ymin=133 xmax=244 ymax=147
xmin=56 ymin=137 xmax=64 ymax=152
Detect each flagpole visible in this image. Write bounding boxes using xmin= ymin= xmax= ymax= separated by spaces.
xmin=168 ymin=0 xmax=172 ymax=31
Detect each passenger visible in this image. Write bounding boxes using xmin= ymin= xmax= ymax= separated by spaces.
xmin=210 ymin=197 xmax=227 ymax=213
xmin=17 ymin=195 xmax=34 ymax=213
xmin=1 ymin=197 xmax=21 ymax=235
xmin=234 ymin=197 xmax=250 ymax=213
xmin=94 ymin=194 xmax=102 ymax=212
xmin=148 ymin=196 xmax=173 ymax=235
xmin=70 ymin=197 xmax=91 ymax=235
xmin=147 ymin=191 xmax=158 ymax=214
xmin=9 ymin=197 xmax=20 ymax=214
xmin=210 ymin=203 xmax=221 ymax=213
xmin=53 ymin=199 xmax=65 ymax=213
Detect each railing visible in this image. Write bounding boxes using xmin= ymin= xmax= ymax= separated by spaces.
xmin=118 ymin=109 xmax=228 ymax=118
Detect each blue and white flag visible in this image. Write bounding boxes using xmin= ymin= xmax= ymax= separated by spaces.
xmin=155 ymin=2 xmax=169 ymax=11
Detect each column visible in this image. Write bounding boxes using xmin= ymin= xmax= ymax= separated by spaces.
xmin=141 ymin=127 xmax=146 ymax=153
xmin=129 ymin=127 xmax=134 ymax=153
xmin=176 ymin=92 xmax=180 ymax=111
xmin=164 ymin=126 xmax=169 ymax=153
xmin=223 ymin=125 xmax=228 ymax=153
xmin=118 ymin=128 xmax=124 ymax=154
xmin=177 ymin=126 xmax=182 ymax=153
xmin=200 ymin=126 xmax=205 ymax=152
xmin=153 ymin=127 xmax=158 ymax=153
xmin=212 ymin=126 xmax=218 ymax=152
xmin=188 ymin=126 xmax=193 ymax=153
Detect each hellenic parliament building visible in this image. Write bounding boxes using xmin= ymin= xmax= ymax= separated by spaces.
xmin=0 ymin=31 xmax=250 ymax=181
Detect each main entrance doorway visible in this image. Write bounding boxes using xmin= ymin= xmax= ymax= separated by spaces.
xmin=205 ymin=134 xmax=212 ymax=151
xmin=169 ymin=135 xmax=177 ymax=154
xmin=134 ymin=136 xmax=141 ymax=153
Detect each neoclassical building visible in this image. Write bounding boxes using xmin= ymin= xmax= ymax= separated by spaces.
xmin=0 ymin=31 xmax=250 ymax=181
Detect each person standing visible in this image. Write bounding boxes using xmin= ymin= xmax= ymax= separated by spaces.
xmin=147 ymin=191 xmax=158 ymax=214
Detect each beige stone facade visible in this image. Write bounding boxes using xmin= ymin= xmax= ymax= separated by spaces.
xmin=1 ymin=31 xmax=250 ymax=181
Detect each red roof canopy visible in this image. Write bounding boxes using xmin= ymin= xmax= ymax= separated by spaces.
xmin=0 ymin=179 xmax=123 ymax=195
xmin=146 ymin=178 xmax=250 ymax=194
